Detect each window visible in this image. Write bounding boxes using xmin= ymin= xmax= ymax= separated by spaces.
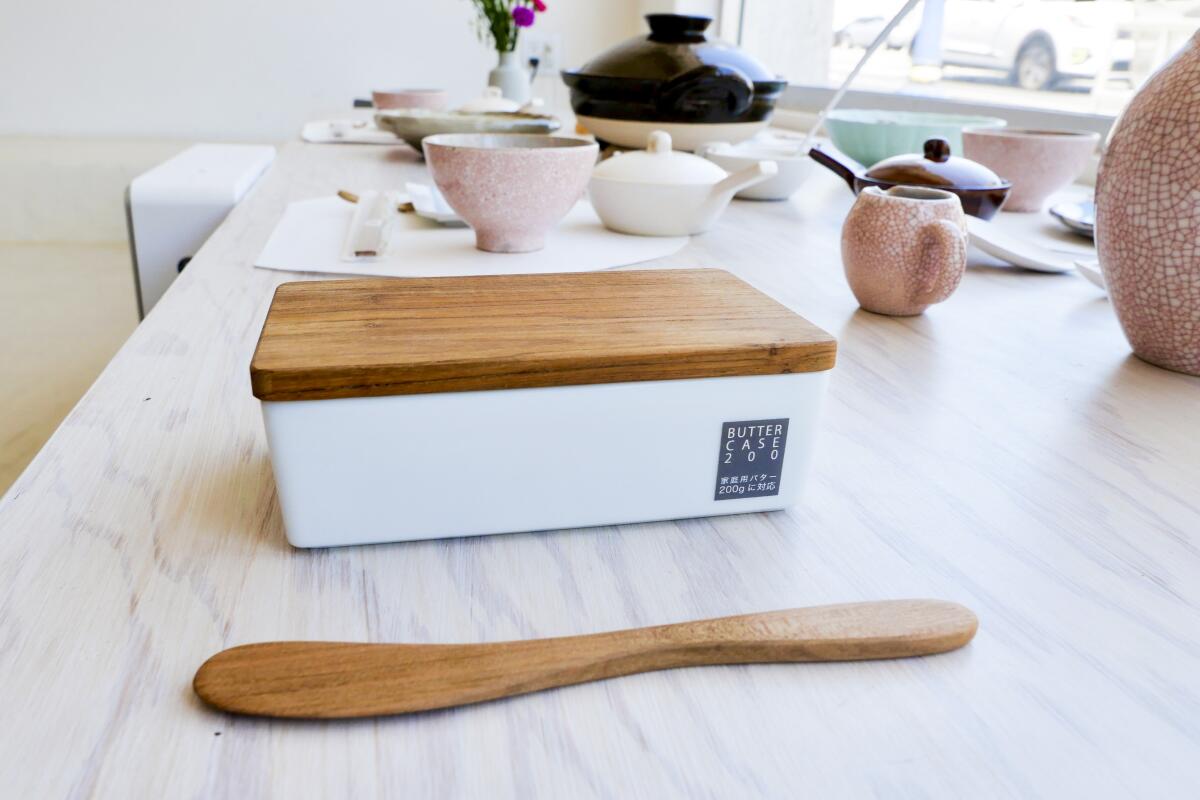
xmin=721 ymin=0 xmax=1200 ymax=122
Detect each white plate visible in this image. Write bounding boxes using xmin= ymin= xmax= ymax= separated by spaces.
xmin=967 ymin=216 xmax=1080 ymax=273
xmin=1049 ymin=200 xmax=1095 ymax=239
xmin=404 ymin=182 xmax=466 ymax=226
xmin=1074 ymin=259 xmax=1108 ymax=293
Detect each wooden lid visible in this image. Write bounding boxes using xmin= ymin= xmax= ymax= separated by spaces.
xmin=250 ymin=269 xmax=836 ymax=401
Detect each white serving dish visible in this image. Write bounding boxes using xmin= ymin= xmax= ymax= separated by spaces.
xmin=251 ymin=269 xmax=836 ymax=547
xmin=588 ymin=130 xmax=776 ymax=237
xmin=698 ymin=137 xmax=815 ymax=201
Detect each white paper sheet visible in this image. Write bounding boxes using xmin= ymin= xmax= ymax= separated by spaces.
xmin=254 ymin=196 xmax=690 ymax=278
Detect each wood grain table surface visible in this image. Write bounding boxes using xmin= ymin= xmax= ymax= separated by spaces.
xmin=1 ymin=141 xmax=1198 ymax=798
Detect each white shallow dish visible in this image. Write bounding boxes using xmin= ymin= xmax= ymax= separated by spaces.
xmin=577 ymin=115 xmax=768 ymax=151
xmin=967 ymin=216 xmax=1080 ymax=273
xmin=404 ymin=182 xmax=465 ymax=225
xmin=1050 ymin=200 xmax=1096 ymax=238
xmin=1075 ymin=259 xmax=1108 ymax=292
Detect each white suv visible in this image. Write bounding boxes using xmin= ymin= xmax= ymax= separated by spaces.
xmin=835 ymin=0 xmax=1138 ymax=91
xmin=941 ymin=0 xmax=1135 ymax=90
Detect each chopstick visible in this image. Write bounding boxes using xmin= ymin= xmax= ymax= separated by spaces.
xmin=338 ymin=189 xmax=414 ymax=213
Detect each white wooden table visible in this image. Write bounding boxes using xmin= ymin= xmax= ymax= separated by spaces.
xmin=2 ymin=142 xmax=1198 ymax=798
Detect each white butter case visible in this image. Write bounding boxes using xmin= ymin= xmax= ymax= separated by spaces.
xmin=251 ymin=269 xmax=836 ymax=547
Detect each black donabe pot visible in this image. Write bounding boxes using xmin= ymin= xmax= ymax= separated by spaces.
xmin=562 ymin=14 xmax=786 ymax=147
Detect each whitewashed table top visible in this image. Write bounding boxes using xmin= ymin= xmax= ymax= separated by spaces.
xmin=2 ymin=141 xmax=1198 ymax=798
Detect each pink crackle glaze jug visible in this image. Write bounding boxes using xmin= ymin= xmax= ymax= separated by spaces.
xmin=1096 ymin=31 xmax=1200 ymax=376
xmin=840 ymin=186 xmax=968 ymax=316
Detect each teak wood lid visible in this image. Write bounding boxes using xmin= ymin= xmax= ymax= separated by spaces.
xmin=250 ymin=269 xmax=836 ymax=402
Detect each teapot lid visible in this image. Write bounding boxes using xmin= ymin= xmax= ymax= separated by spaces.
xmin=571 ymin=14 xmax=779 ymax=85
xmin=591 ymin=130 xmax=728 ymax=185
xmin=866 ymin=139 xmax=1007 ymax=190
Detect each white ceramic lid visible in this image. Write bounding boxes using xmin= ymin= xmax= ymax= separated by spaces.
xmin=457 ymin=87 xmax=521 ymax=114
xmin=592 ymin=131 xmax=728 ymax=185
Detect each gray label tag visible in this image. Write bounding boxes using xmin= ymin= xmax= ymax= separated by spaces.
xmin=714 ymin=419 xmax=789 ymax=501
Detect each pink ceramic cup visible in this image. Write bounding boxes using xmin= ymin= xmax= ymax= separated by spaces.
xmin=423 ymin=134 xmax=599 ymax=253
xmin=371 ymin=88 xmax=448 ymax=111
xmin=962 ymin=128 xmax=1099 ymax=212
xmin=841 ymin=186 xmax=969 ymax=316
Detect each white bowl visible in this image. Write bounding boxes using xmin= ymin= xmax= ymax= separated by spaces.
xmin=699 ymin=138 xmax=814 ymax=201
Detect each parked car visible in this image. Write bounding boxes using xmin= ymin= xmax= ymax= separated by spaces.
xmin=941 ymin=0 xmax=1135 ymax=90
xmin=834 ymin=0 xmax=1137 ymax=91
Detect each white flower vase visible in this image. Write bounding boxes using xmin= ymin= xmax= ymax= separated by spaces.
xmin=488 ymin=51 xmax=530 ymax=105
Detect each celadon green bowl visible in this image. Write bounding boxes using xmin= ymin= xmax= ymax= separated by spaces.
xmin=824 ymin=109 xmax=1006 ymax=166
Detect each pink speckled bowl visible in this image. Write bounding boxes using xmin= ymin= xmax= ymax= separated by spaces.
xmin=423 ymin=134 xmax=599 ymax=253
xmin=962 ymin=128 xmax=1100 ymax=212
xmin=371 ymin=88 xmax=448 ymax=111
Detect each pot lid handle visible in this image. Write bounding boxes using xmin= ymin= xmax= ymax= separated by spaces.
xmin=646 ymin=14 xmax=711 ymax=42
xmin=647 ymin=131 xmax=673 ymax=154
xmin=924 ymin=138 xmax=952 ymax=163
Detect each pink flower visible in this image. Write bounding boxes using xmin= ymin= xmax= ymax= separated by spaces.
xmin=512 ymin=5 xmax=535 ymax=26
xmin=534 ymin=0 xmax=547 ymax=11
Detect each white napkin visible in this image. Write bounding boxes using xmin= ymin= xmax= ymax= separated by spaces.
xmin=254 ymin=196 xmax=690 ymax=278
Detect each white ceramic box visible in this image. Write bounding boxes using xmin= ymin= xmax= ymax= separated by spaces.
xmin=251 ymin=269 xmax=836 ymax=547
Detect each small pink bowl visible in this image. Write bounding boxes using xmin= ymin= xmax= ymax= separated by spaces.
xmin=371 ymin=88 xmax=448 ymax=111
xmin=962 ymin=128 xmax=1099 ymax=212
xmin=423 ymin=134 xmax=598 ymax=253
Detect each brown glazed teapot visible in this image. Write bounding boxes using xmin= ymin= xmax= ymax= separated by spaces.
xmin=811 ymin=138 xmax=1011 ymax=220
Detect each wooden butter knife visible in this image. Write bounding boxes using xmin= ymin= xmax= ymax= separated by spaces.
xmin=194 ymin=599 xmax=977 ymax=719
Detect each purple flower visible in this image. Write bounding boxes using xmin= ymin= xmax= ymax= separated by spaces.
xmin=533 ymin=0 xmax=547 ymax=11
xmin=512 ymin=5 xmax=535 ymax=26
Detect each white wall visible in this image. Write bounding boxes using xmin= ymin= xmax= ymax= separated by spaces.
xmin=0 ymin=0 xmax=643 ymax=242
xmin=0 ymin=0 xmax=642 ymax=142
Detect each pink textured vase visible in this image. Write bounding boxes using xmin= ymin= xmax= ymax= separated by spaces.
xmin=840 ymin=186 xmax=968 ymax=316
xmin=1095 ymin=32 xmax=1200 ymax=375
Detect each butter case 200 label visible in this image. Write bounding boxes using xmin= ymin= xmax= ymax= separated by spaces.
xmin=714 ymin=418 xmax=789 ymax=500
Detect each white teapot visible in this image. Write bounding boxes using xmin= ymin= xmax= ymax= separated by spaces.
xmin=588 ymin=131 xmax=776 ymax=237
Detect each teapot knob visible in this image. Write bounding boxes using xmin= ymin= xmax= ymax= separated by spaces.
xmin=647 ymin=130 xmax=673 ymax=154
xmin=924 ymin=138 xmax=952 ymax=163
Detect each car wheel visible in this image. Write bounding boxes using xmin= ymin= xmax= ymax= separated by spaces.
xmin=1014 ymin=39 xmax=1056 ymax=91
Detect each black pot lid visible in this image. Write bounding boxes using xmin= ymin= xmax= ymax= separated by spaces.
xmin=568 ymin=14 xmax=783 ymax=86
xmin=865 ymin=139 xmax=1010 ymax=191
